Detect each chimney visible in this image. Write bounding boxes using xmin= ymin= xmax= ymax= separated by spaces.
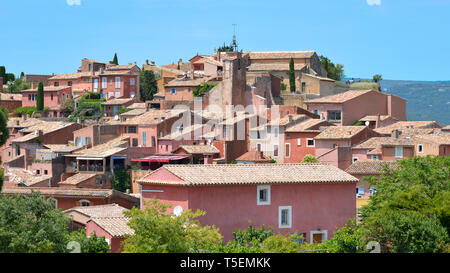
xmin=15 ymin=120 xmax=20 ymax=126
xmin=375 ymin=114 xmax=381 ymax=129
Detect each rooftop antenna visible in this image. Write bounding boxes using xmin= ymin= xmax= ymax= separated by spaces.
xmin=231 ymin=24 xmax=238 ymax=52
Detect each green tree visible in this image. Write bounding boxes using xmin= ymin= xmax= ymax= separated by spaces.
xmin=289 ymin=58 xmax=296 ymax=92
xmin=301 ymin=154 xmax=318 ymax=163
xmin=357 ymin=156 xmax=450 ymax=253
xmin=373 ymin=74 xmax=383 ymax=83
xmin=112 ymin=53 xmax=119 ymax=65
xmin=6 ymin=78 xmax=31 ymax=93
xmin=0 ymin=192 xmax=70 ymax=253
xmin=0 ymin=66 xmax=6 ymax=84
xmin=139 ymin=70 xmax=158 ymax=101
xmin=217 ymin=43 xmax=234 ymax=52
xmin=36 ymin=82 xmax=44 ymax=111
xmin=319 ymin=55 xmax=345 ymax=81
xmin=0 ymin=106 xmax=9 ymax=146
xmin=122 ymin=199 xmax=222 ymax=253
xmin=111 ymin=168 xmax=131 ymax=193
xmin=69 ymin=229 xmax=110 ymax=253
xmin=20 ymin=72 xmax=24 ymax=79
xmin=322 ymin=219 xmax=364 ymax=253
xmin=60 ymin=98 xmax=75 ymax=117
xmin=0 ymin=168 xmax=4 ymax=192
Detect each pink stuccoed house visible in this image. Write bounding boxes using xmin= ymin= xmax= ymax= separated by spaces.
xmin=137 ymin=164 xmax=358 ymax=243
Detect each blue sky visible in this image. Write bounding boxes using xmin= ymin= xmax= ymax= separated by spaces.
xmin=0 ymin=0 xmax=449 ymax=81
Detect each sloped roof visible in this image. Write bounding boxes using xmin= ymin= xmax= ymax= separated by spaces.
xmin=64 ymin=204 xmax=128 ymax=218
xmin=49 ymin=72 xmax=94 ymax=80
xmin=353 ymin=136 xmax=416 ymax=149
xmin=12 ymin=122 xmax=76 ymax=143
xmin=88 ymin=217 xmax=134 ymax=238
xmin=306 ymin=90 xmax=373 ymax=104
xmin=102 ymin=98 xmax=134 ymax=105
xmin=247 ymin=63 xmax=307 ymax=72
xmin=117 ymin=109 xmax=186 ymax=126
xmin=374 ymin=121 xmax=444 ymax=135
xmin=235 ymin=150 xmax=272 ymax=162
xmin=285 ymin=119 xmax=331 ymax=133
xmin=68 ymin=136 xmax=129 ymax=159
xmin=21 ymin=86 xmax=71 ymax=93
xmin=165 ymin=76 xmax=216 ymax=87
xmin=128 ymin=103 xmax=146 ymax=109
xmin=414 ymin=134 xmax=450 ymax=145
xmin=315 ymin=126 xmax=366 ymax=140
xmin=5 ymin=168 xmax=51 ymax=186
xmin=138 ymin=164 xmax=358 ymax=186
xmin=174 ymin=145 xmax=219 ymax=155
xmin=248 ymin=51 xmax=316 ymax=59
xmin=59 ymin=173 xmax=97 ymax=186
xmin=0 ymin=92 xmax=22 ymax=101
xmin=346 ymin=160 xmax=398 ymax=175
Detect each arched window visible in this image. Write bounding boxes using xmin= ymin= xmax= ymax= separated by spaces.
xmin=79 ymin=200 xmax=91 ymax=207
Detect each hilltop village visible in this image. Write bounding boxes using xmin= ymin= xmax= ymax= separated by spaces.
xmin=0 ymin=50 xmax=448 ymax=252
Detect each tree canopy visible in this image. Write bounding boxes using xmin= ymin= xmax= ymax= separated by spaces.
xmin=139 ymin=70 xmax=158 ymax=101
xmin=373 ymin=74 xmax=383 ymax=83
xmin=319 ymin=55 xmax=345 ymax=81
xmin=0 ymin=106 xmax=9 ymax=146
xmin=217 ymin=43 xmax=234 ymax=52
xmin=36 ymin=82 xmax=44 ymax=111
xmin=301 ymin=154 xmax=318 ymax=163
xmin=6 ymin=78 xmax=31 ymax=93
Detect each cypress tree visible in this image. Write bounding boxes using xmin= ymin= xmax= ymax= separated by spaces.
xmin=0 ymin=66 xmax=6 ymax=84
xmin=20 ymin=72 xmax=24 ymax=79
xmin=112 ymin=53 xmax=118 ymax=65
xmin=289 ymin=58 xmax=296 ymax=92
xmin=36 ymin=82 xmax=44 ymax=111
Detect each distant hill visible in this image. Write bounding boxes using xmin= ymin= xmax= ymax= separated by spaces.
xmin=379 ymin=80 xmax=450 ymax=125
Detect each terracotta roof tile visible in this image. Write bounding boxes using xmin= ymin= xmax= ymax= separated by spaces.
xmin=138 ymin=163 xmax=358 ymax=186
xmin=59 ymin=173 xmax=97 ymax=185
xmin=88 ymin=217 xmax=134 ymax=237
xmin=346 ymin=160 xmax=398 ymax=175
xmin=374 ymin=121 xmax=444 ymax=135
xmin=175 ymin=145 xmax=219 ymax=155
xmin=315 ymin=126 xmax=366 ymax=140
xmin=64 ymin=204 xmax=128 ymax=218
xmin=247 ymin=63 xmax=307 ymax=72
xmin=306 ymin=90 xmax=373 ymax=104
xmin=248 ymin=51 xmax=316 ymax=59
xmin=235 ymin=150 xmax=272 ymax=162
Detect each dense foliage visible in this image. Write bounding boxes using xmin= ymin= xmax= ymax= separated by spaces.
xmin=69 ymin=93 xmax=105 ymax=122
xmin=372 ymin=74 xmax=383 ymax=83
xmin=139 ymin=70 xmax=158 ymax=101
xmin=217 ymin=43 xmax=234 ymax=52
xmin=122 ymin=199 xmax=223 ymax=253
xmin=0 ymin=168 xmax=4 ymax=192
xmin=111 ymin=168 xmax=131 ymax=192
xmin=36 ymin=82 xmax=44 ymax=111
xmin=6 ymin=78 xmax=31 ymax=93
xmin=69 ymin=230 xmax=110 ymax=253
xmin=289 ymin=58 xmax=296 ymax=92
xmin=193 ymin=83 xmax=218 ymax=97
xmin=0 ymin=107 xmax=9 ymax=146
xmin=319 ymin=55 xmax=345 ymax=81
xmin=301 ymin=154 xmax=318 ymax=163
xmin=0 ymin=66 xmax=15 ymax=84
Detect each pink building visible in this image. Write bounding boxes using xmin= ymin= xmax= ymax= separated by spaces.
xmin=137 ymin=164 xmax=358 ymax=243
xmin=21 ymin=86 xmax=72 ymax=117
xmin=305 ymin=90 xmax=406 ymax=126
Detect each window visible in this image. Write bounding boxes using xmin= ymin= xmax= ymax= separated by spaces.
xmin=395 ymin=146 xmax=403 ymax=158
xmin=102 ymin=77 xmax=107 ymax=88
xmin=128 ymin=126 xmax=137 ymax=133
xmin=257 ymin=185 xmax=271 ymax=205
xmin=273 ymin=127 xmax=279 ymax=138
xmin=115 ymin=91 xmax=120 ymax=98
xmin=170 ymin=88 xmax=177 ymax=94
xmin=142 ymin=131 xmax=147 ymax=146
xmin=417 ymin=144 xmax=423 ymax=153
xmin=357 ymin=187 xmax=365 ymax=195
xmin=130 ymin=92 xmax=135 ymax=98
xmin=132 ymin=138 xmax=138 ymax=147
xmin=79 ymin=200 xmax=91 ymax=207
xmin=89 ymin=64 xmax=92 ymax=71
xmin=301 ymin=82 xmax=306 ymax=92
xmin=371 ymin=155 xmax=380 ymax=160
xmin=312 ymin=109 xmax=320 ymax=115
xmin=297 ymin=139 xmax=301 ymax=146
xmin=307 ymin=138 xmax=315 ymax=147
xmin=327 ymin=110 xmax=342 ymax=122
xmin=113 ymin=106 xmax=119 ymax=115
xmin=130 ymin=78 xmax=135 ymax=86
xmin=115 ymin=77 xmax=121 ymax=88
xmin=36 ymin=170 xmax=40 ymax=175
xmin=108 ymin=92 xmax=114 ymax=98
xmin=51 ymin=94 xmax=54 ymax=100
xmin=44 ymin=170 xmax=48 ymax=175
xmin=274 ymin=144 xmax=279 ymax=157
xmin=54 ymin=82 xmax=59 ymax=87
xmin=286 ymin=133 xmax=290 ymax=139
xmin=152 ymin=136 xmax=156 ymax=147
xmin=352 ymin=157 xmax=359 ymax=163
xmin=285 ymin=143 xmax=291 ymax=158
xmin=279 ymin=206 xmax=292 ymax=228
xmin=68 ymin=81 xmax=72 ymax=86
xmin=257 ymin=143 xmax=262 ymax=152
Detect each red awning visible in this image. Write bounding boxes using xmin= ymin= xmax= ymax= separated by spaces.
xmin=131 ymin=154 xmax=190 ymax=163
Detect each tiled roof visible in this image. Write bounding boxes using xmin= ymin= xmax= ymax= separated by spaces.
xmin=12 ymin=122 xmax=76 ymax=143
xmin=2 ymin=187 xmax=115 ymax=197
xmin=346 ymin=160 xmax=398 ymax=175
xmin=138 ymin=164 xmax=358 ymax=186
xmin=69 ymin=136 xmax=129 ymax=159
xmin=285 ymin=118 xmax=330 ymax=133
xmin=359 ymin=115 xmax=393 ymax=122
xmin=43 ymin=144 xmax=81 ymax=153
xmin=353 ymin=137 xmax=416 ymax=149
xmin=128 ymin=103 xmax=146 ymax=109
xmin=306 ymin=90 xmax=373 ymax=104
xmin=414 ymin=134 xmax=450 ymax=145
xmin=374 ymin=121 xmax=444 ymax=135
xmin=21 ymin=86 xmax=71 ymax=93
xmin=49 ymin=72 xmax=94 ymax=80
xmin=64 ymin=203 xmax=128 ymax=218
xmin=315 ymin=126 xmax=366 ymax=140
xmin=116 ymin=109 xmax=186 ymax=126
xmin=5 ymin=168 xmax=51 ymax=186
xmin=159 ymin=124 xmax=207 ymax=140
xmin=165 ymin=76 xmax=216 ymax=87
xmin=247 ymin=63 xmax=307 ymax=72
xmin=252 ymin=114 xmax=310 ymax=131
xmin=120 ymin=108 xmax=146 ymax=117
xmin=7 ymin=118 xmax=43 ymax=128
xmin=235 ymin=150 xmax=272 ymax=162
xmin=248 ymin=51 xmax=316 ymax=59
xmin=192 ymin=56 xmax=223 ymax=66
xmin=175 ymin=145 xmax=219 ymax=155
xmin=143 ymin=64 xmax=185 ymax=76
xmin=106 ymin=64 xmax=138 ymax=70
xmin=102 ymin=98 xmax=134 ymax=105
xmin=59 ymin=173 xmax=97 ymax=185
xmin=88 ymin=217 xmax=134 ymax=238
xmin=301 ymin=73 xmax=335 ymax=82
